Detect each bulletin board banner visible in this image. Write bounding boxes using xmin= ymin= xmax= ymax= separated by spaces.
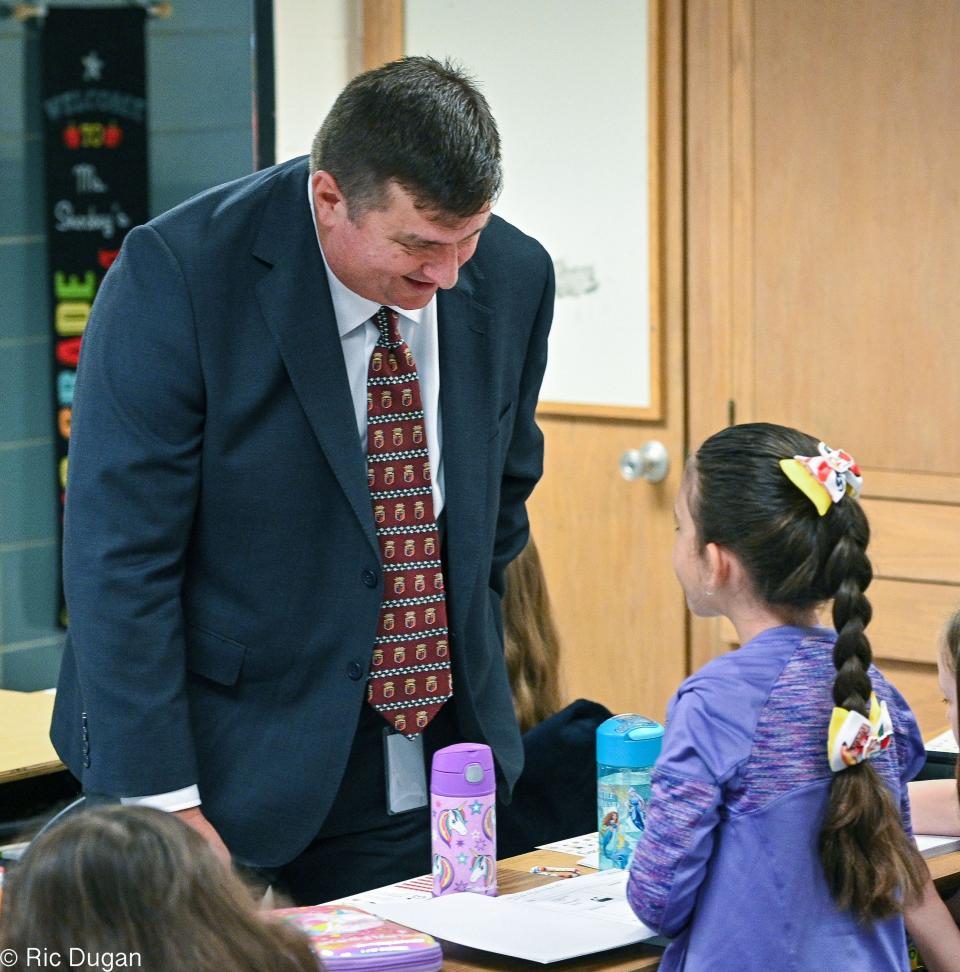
xmin=42 ymin=7 xmax=149 ymax=625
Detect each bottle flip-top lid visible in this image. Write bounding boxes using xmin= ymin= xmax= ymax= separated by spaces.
xmin=596 ymin=713 xmax=664 ymax=768
xmin=431 ymin=742 xmax=494 ymax=797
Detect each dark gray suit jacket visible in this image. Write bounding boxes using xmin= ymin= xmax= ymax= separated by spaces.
xmin=51 ymin=156 xmax=554 ymax=867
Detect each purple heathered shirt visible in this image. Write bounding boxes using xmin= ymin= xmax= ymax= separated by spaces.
xmin=627 ymin=625 xmax=925 ymax=972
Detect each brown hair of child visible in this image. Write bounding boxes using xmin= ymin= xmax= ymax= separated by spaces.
xmin=0 ymin=805 xmax=319 ymax=972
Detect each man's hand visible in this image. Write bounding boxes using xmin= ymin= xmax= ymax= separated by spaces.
xmin=173 ymin=806 xmax=232 ymax=865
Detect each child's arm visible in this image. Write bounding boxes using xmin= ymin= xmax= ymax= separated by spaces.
xmin=626 ymin=767 xmax=723 ymax=936
xmin=909 ymin=779 xmax=960 ymax=836
xmin=905 ymin=874 xmax=960 ymax=972
xmin=625 ymin=681 xmax=734 ymax=936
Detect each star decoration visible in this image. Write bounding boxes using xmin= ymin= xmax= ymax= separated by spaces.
xmin=81 ymin=51 xmax=104 ymax=82
xmin=469 ymin=800 xmax=483 ymax=815
xmin=457 ymin=853 xmax=468 ymax=865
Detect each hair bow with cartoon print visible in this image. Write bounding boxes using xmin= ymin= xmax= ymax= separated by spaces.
xmin=779 ymin=442 xmax=863 ymax=516
xmin=827 ymin=693 xmax=893 ymax=773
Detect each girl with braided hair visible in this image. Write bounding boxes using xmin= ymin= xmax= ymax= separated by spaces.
xmin=627 ymin=422 xmax=960 ymax=970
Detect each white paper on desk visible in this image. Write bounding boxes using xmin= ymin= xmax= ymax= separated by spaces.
xmin=371 ymin=869 xmax=661 ymax=965
xmin=915 ymin=834 xmax=960 ymax=859
xmin=924 ymin=729 xmax=958 ymax=753
xmin=536 ymin=832 xmax=598 ymax=857
xmin=326 ymin=872 xmax=434 ymax=908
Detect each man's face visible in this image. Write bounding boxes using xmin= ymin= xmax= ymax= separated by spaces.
xmin=313 ymin=174 xmax=490 ymax=310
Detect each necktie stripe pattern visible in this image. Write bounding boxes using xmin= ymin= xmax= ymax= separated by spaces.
xmin=366 ymin=306 xmax=452 ymax=737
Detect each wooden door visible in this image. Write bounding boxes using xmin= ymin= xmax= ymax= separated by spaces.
xmin=363 ymin=2 xmax=689 ymax=724
xmin=687 ymin=0 xmax=960 ymax=736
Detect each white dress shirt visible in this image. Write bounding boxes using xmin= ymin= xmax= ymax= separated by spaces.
xmin=123 ymin=177 xmax=446 ymax=811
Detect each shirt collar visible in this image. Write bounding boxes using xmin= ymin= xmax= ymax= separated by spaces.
xmin=307 ymin=173 xmax=428 ymax=339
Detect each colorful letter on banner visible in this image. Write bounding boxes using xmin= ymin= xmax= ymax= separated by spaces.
xmin=42 ymin=8 xmax=149 ymax=626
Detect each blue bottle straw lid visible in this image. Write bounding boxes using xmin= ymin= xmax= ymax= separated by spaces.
xmin=596 ymin=713 xmax=664 ymax=768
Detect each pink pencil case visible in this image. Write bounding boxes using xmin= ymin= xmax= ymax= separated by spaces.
xmin=274 ymin=903 xmax=442 ymax=971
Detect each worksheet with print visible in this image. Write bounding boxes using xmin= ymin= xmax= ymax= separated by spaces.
xmin=372 ymin=870 xmax=662 ymax=965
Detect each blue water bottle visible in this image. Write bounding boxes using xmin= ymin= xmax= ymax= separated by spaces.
xmin=596 ymin=714 xmax=664 ymax=870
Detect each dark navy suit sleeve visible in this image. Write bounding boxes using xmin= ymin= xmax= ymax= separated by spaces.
xmin=61 ymin=223 xmax=204 ymax=795
xmin=489 ymin=248 xmax=554 ymax=596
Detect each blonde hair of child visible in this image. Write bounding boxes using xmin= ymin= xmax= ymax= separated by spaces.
xmin=503 ymin=536 xmax=565 ymax=734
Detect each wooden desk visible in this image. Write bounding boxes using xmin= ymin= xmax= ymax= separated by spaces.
xmin=0 ymin=690 xmax=63 ymax=784
xmin=437 ymin=847 xmax=960 ymax=971
xmin=929 ymin=848 xmax=960 ymax=898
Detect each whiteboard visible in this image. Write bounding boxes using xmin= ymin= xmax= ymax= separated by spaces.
xmin=405 ymin=0 xmax=653 ymax=412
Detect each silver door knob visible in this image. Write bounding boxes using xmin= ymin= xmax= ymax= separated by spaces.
xmin=620 ymin=440 xmax=670 ymax=483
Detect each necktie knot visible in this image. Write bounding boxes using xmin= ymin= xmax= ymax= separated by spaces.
xmin=375 ymin=306 xmax=403 ymax=347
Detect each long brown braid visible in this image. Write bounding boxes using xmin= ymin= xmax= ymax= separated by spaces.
xmin=817 ymin=499 xmax=925 ymax=920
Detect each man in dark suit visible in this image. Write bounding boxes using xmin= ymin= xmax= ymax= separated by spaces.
xmin=51 ymin=56 xmax=554 ymax=904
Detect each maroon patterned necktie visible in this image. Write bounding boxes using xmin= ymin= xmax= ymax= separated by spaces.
xmin=365 ymin=306 xmax=452 ymax=737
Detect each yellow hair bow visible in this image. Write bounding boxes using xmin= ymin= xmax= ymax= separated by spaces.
xmin=827 ymin=692 xmax=893 ymax=773
xmin=779 ymin=442 xmax=863 ymax=517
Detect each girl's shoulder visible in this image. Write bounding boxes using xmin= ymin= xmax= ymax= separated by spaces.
xmin=663 ymin=627 xmax=831 ymax=783
xmin=676 ymin=625 xmax=822 ymax=704
xmin=662 ymin=630 xmax=815 ymax=784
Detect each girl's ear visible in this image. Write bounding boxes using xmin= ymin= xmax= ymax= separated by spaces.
xmin=703 ymin=541 xmax=743 ymax=595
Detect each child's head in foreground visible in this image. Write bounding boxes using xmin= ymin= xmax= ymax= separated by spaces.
xmin=0 ymin=805 xmax=318 ymax=972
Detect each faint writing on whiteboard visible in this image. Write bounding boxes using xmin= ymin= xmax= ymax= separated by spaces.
xmin=554 ymin=259 xmax=599 ymax=299
xmin=54 ymin=200 xmax=130 ymax=239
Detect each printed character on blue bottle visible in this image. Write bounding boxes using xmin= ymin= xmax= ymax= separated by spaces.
xmin=628 ymin=786 xmax=647 ymax=831
xmin=600 ymin=810 xmax=629 ymax=869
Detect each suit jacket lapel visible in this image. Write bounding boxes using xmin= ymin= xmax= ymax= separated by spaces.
xmin=437 ymin=276 xmax=494 ymax=633
xmin=251 ymin=163 xmax=378 ymax=558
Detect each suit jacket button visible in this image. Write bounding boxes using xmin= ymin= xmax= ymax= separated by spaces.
xmin=361 ymin=568 xmax=378 ymax=588
xmin=347 ymin=661 xmax=364 ymax=680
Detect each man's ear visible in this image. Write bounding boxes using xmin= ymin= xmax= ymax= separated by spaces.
xmin=311 ymin=170 xmax=347 ymax=227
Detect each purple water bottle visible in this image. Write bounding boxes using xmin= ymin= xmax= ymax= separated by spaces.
xmin=430 ymin=742 xmax=497 ymax=897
